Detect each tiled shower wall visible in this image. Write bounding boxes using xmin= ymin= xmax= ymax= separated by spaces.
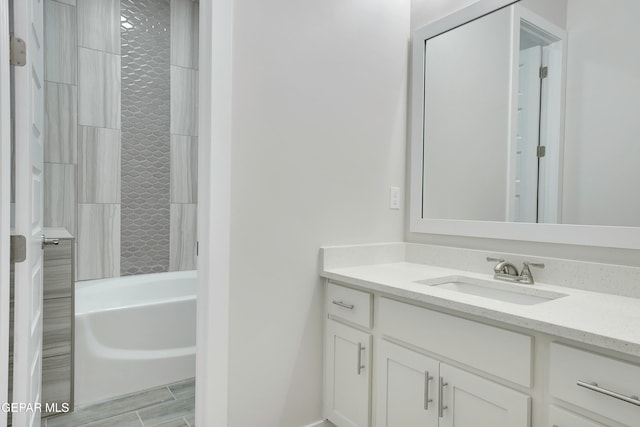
xmin=43 ymin=0 xmax=198 ymax=281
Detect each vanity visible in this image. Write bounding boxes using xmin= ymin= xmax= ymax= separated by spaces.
xmin=319 ymin=0 xmax=640 ymax=425
xmin=320 ymin=243 xmax=640 ymax=427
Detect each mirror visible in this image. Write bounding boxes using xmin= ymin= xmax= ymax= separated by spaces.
xmin=410 ymin=0 xmax=640 ymax=248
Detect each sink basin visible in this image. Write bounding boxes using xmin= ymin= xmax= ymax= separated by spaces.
xmin=414 ymin=276 xmax=567 ymax=306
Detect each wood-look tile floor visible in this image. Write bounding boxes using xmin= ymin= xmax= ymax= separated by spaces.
xmin=43 ymin=378 xmax=195 ymax=427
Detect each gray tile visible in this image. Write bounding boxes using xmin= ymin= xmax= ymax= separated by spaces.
xmin=44 ymin=163 xmax=76 ymax=236
xmin=171 ymin=0 xmax=199 ymax=69
xmin=78 ymin=48 xmax=121 ymax=129
xmin=121 ymin=0 xmax=172 ymax=276
xmin=78 ymin=126 xmax=121 ymax=203
xmin=167 ymin=378 xmax=195 ymax=401
xmin=45 ymin=82 xmax=77 ymax=164
xmin=169 ymin=204 xmax=197 ymax=271
xmin=44 ymin=240 xmax=73 ymax=299
xmin=46 ymin=387 xmax=174 ymax=427
xmin=44 ymin=0 xmax=77 ymax=84
xmin=151 ymin=417 xmax=189 ymax=427
xmin=77 ymin=204 xmax=120 ymax=281
xmin=42 ymin=354 xmax=72 ymax=417
xmin=77 ymin=0 xmax=120 ymax=54
xmin=43 ymin=298 xmax=72 ymax=357
xmin=170 ymin=67 xmax=198 ymax=136
xmin=138 ymin=398 xmax=195 ymax=427
xmin=183 ymin=414 xmax=194 ymax=427
xmin=170 ymin=136 xmax=197 ymax=203
xmin=80 ymin=412 xmax=143 ymax=427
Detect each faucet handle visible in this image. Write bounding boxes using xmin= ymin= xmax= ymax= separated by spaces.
xmin=486 ymin=257 xmax=504 ymax=263
xmin=523 ymin=261 xmax=545 ymax=269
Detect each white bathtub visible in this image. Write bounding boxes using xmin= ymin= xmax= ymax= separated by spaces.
xmin=74 ymin=270 xmax=196 ymax=406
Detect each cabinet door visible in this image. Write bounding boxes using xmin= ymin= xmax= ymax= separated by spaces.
xmin=324 ymin=320 xmax=372 ymax=427
xmin=440 ymin=364 xmax=530 ymax=427
xmin=376 ymin=340 xmax=439 ymax=427
xmin=548 ymin=405 xmax=605 ymax=427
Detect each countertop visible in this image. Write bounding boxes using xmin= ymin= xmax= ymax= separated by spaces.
xmin=322 ymin=261 xmax=640 ymax=358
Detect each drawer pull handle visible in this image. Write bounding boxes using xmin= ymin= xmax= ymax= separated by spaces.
xmin=577 ymin=380 xmax=640 ymax=407
xmin=424 ymin=371 xmax=433 ymax=410
xmin=357 ymin=343 xmax=365 ymax=375
xmin=438 ymin=377 xmax=448 ymax=418
xmin=332 ymin=300 xmax=354 ymax=310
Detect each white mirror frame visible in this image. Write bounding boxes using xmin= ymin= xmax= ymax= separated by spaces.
xmin=409 ymin=0 xmax=640 ymax=250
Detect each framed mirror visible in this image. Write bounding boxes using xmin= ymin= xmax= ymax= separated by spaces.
xmin=410 ymin=0 xmax=640 ymax=249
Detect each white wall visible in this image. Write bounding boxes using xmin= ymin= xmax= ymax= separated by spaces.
xmin=408 ymin=0 xmax=640 ymax=267
xmin=228 ymin=0 xmax=409 ymax=425
xmin=562 ymin=0 xmax=640 ymax=227
xmin=423 ymin=7 xmax=512 ymax=221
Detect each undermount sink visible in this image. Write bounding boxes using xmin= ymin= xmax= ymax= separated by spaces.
xmin=414 ymin=276 xmax=567 ymax=306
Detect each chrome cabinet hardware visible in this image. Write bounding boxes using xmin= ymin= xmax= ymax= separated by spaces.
xmin=577 ymin=380 xmax=640 ymax=407
xmin=332 ymin=300 xmax=354 ymax=310
xmin=41 ymin=235 xmax=60 ymax=249
xmin=357 ymin=343 xmax=365 ymax=375
xmin=424 ymin=371 xmax=433 ymax=410
xmin=438 ymin=377 xmax=448 ymax=417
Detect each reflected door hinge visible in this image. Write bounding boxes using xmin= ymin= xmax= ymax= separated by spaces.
xmin=10 ymin=235 xmax=26 ymax=263
xmin=196 ymin=241 xmax=199 ymax=256
xmin=537 ymin=145 xmax=546 ymax=158
xmin=539 ymin=66 xmax=548 ymax=79
xmin=9 ymin=36 xmax=26 ymax=67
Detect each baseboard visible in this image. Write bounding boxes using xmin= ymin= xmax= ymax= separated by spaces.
xmin=301 ymin=420 xmax=334 ymax=427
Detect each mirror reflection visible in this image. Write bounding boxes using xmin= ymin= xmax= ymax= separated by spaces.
xmin=421 ymin=0 xmax=640 ymax=227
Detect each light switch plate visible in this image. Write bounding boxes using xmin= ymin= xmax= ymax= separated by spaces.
xmin=390 ymin=187 xmax=401 ymax=210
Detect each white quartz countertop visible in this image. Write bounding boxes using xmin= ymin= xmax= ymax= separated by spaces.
xmin=322 ymin=261 xmax=640 ymax=358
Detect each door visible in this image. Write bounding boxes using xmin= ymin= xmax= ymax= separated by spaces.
xmin=514 ymin=45 xmax=542 ymax=223
xmin=324 ymin=320 xmax=371 ymax=427
xmin=10 ymin=0 xmax=45 ymax=425
xmin=439 ymin=364 xmax=530 ymax=427
xmin=376 ymin=340 xmax=438 ymax=427
xmin=1 ymin=1 xmax=12 ymax=426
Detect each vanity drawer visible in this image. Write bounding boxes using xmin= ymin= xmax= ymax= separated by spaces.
xmin=549 ymin=343 xmax=640 ymax=426
xmin=379 ymin=297 xmax=532 ymax=387
xmin=548 ymin=405 xmax=605 ymax=427
xmin=327 ymin=283 xmax=372 ymax=329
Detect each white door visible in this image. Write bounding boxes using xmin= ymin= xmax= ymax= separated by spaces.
xmin=439 ymin=364 xmax=530 ymax=427
xmin=514 ymin=45 xmax=542 ymax=223
xmin=11 ymin=0 xmax=45 ymax=425
xmin=376 ymin=340 xmax=438 ymax=427
xmin=0 ymin=1 xmax=13 ymax=426
xmin=324 ymin=320 xmax=371 ymax=427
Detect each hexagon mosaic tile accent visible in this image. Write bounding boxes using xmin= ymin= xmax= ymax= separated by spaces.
xmin=120 ymin=0 xmax=172 ymax=276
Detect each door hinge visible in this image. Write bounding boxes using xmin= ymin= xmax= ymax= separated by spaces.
xmin=539 ymin=66 xmax=548 ymax=79
xmin=10 ymin=235 xmax=27 ymax=263
xmin=9 ymin=36 xmax=26 ymax=66
xmin=196 ymin=241 xmax=199 ymax=256
xmin=537 ymin=145 xmax=546 ymax=158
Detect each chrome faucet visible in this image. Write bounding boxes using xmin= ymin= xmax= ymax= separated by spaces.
xmin=486 ymin=257 xmax=545 ymax=285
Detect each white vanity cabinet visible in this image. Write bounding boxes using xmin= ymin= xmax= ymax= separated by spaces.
xmin=324 ymin=284 xmax=373 ymax=427
xmin=377 ymin=340 xmax=530 ymax=427
xmin=547 ymin=406 xmax=605 ymax=427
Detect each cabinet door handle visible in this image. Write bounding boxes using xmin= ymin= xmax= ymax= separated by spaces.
xmin=357 ymin=343 xmax=365 ymax=375
xmin=424 ymin=371 xmax=433 ymax=410
xmin=576 ymin=380 xmax=640 ymax=407
xmin=438 ymin=377 xmax=448 ymax=418
xmin=332 ymin=300 xmax=354 ymax=310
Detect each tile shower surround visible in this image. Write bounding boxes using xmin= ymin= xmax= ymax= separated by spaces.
xmin=43 ymin=0 xmax=199 ymax=280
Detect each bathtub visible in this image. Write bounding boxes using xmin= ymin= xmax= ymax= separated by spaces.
xmin=74 ymin=270 xmax=196 ymax=406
